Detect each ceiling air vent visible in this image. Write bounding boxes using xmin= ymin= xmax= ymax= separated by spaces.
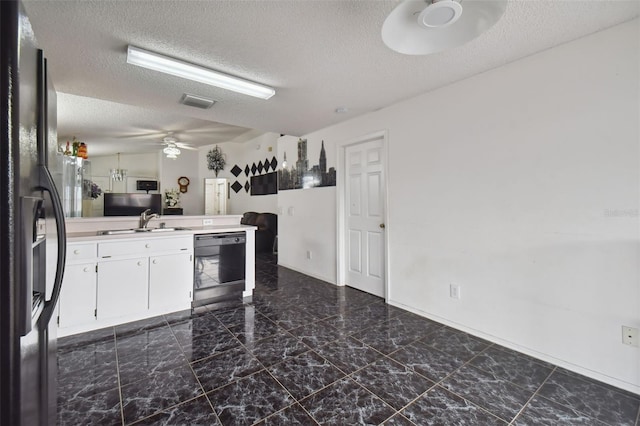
xmin=180 ymin=93 xmax=216 ymax=109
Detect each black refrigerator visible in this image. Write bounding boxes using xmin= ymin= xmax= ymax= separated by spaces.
xmin=1 ymin=1 xmax=67 ymax=425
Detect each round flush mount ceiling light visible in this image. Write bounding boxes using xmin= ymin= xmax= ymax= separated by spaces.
xmin=382 ymin=0 xmax=507 ymax=55
xmin=418 ymin=0 xmax=462 ymax=28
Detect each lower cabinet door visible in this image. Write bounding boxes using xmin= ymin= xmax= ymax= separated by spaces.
xmin=149 ymin=252 xmax=193 ymax=311
xmin=59 ymin=262 xmax=97 ymax=329
xmin=97 ymin=257 xmax=149 ymax=320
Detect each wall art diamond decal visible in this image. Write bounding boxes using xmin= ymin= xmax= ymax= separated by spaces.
xmin=244 ymin=181 xmax=250 ymax=192
xmin=257 ymin=161 xmax=264 ymax=174
xmin=270 ymin=157 xmax=278 ymax=170
xmin=231 ymin=181 xmax=242 ymax=193
xmin=244 ymin=165 xmax=250 ymax=176
xmin=231 ymin=165 xmax=242 ymax=177
xmin=251 ymin=163 xmax=257 ymax=175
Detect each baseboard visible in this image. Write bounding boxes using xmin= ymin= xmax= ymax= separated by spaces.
xmin=277 ymin=261 xmax=337 ymax=285
xmin=387 ymin=299 xmax=640 ymax=396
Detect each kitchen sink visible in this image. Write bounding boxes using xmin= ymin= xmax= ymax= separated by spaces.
xmin=97 ymin=227 xmax=190 ymax=235
xmin=146 ymin=227 xmax=191 ymax=233
xmin=97 ymin=229 xmax=137 ymax=235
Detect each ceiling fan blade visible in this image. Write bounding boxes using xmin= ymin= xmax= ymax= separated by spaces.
xmin=176 ymin=143 xmax=198 ymax=151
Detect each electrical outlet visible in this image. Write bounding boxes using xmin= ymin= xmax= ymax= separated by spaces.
xmin=203 ymin=219 xmax=213 ymax=226
xmin=306 ymin=250 xmax=312 ymax=260
xmin=622 ymin=326 xmax=639 ymax=347
xmin=449 ymin=284 xmax=461 ymax=299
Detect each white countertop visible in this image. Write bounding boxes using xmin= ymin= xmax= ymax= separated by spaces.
xmin=67 ymin=224 xmax=257 ymax=243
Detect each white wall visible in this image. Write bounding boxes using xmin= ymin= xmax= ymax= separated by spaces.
xmin=276 ymin=19 xmax=640 ymax=393
xmin=198 ymin=133 xmax=279 ymax=215
xmin=85 ymin=152 xmax=159 ymax=216
xmin=159 ymin=149 xmax=200 ymax=215
xmin=89 ymin=152 xmax=159 ymax=192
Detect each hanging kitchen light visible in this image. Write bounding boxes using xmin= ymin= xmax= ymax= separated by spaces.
xmin=110 ymin=153 xmax=127 ymax=181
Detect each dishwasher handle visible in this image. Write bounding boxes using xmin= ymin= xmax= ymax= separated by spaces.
xmin=195 ymin=233 xmax=246 ymax=247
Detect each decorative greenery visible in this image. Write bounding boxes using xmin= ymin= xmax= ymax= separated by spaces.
xmin=83 ymin=179 xmax=102 ymax=199
xmin=207 ymin=146 xmax=226 ymax=177
xmin=164 ymin=188 xmax=180 ymax=208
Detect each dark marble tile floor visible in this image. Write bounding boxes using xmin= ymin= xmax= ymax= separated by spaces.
xmin=57 ymin=253 xmax=640 ymax=425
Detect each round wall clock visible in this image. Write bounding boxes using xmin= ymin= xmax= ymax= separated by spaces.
xmin=178 ymin=176 xmax=190 ymax=193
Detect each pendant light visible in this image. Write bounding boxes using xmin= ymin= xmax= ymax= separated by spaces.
xmin=110 ymin=153 xmax=127 ymax=181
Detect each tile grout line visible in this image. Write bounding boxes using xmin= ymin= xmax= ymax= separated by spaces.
xmin=125 ymin=313 xmax=223 ymax=425
xmin=209 ymin=306 xmax=319 ymax=425
xmin=408 ymin=342 xmax=518 ymax=425
xmin=507 ymin=365 xmax=557 ymax=425
xmin=531 ymin=378 xmax=629 ymax=426
xmin=176 ymin=313 xmax=225 ymax=426
xmin=111 ymin=326 xmax=126 ymax=426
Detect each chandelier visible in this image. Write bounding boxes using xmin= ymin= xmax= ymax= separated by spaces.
xmin=110 ymin=153 xmax=127 ymax=181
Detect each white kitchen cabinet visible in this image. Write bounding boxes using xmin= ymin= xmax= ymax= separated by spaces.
xmin=149 ymin=252 xmax=193 ymax=312
xmin=58 ymin=262 xmax=97 ymax=329
xmin=97 ymin=257 xmax=149 ymax=320
xmin=59 ymin=234 xmax=201 ymax=337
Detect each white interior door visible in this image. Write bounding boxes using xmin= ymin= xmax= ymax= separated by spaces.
xmin=345 ymin=138 xmax=386 ymax=297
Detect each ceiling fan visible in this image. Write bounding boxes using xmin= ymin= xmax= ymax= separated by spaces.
xmin=159 ymin=134 xmax=197 ymax=159
xmin=382 ymin=0 xmax=508 ymax=55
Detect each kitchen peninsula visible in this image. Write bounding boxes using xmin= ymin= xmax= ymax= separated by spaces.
xmin=59 ymin=215 xmax=256 ymax=337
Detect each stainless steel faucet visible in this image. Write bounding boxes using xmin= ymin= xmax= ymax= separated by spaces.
xmin=139 ymin=209 xmax=159 ymax=229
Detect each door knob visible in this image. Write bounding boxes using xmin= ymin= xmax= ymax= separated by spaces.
xmin=379 ymin=223 xmax=386 ymax=229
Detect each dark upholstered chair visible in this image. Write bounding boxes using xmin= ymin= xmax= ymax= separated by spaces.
xmin=241 ymin=212 xmax=277 ymax=253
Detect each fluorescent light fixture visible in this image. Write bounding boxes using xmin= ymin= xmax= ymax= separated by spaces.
xmin=127 ymin=45 xmax=276 ymax=100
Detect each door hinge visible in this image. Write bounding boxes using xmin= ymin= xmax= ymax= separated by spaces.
xmin=189 ymin=291 xmax=192 ymax=299
xmin=190 ymin=254 xmax=192 ymax=262
xmin=56 ymin=316 xmax=60 ymax=325
xmin=94 ymin=308 xmax=97 ymax=317
xmin=95 ymin=264 xmax=98 ymax=273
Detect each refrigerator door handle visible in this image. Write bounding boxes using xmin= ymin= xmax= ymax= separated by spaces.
xmin=17 ymin=197 xmax=41 ymax=336
xmin=38 ymin=164 xmax=66 ymax=325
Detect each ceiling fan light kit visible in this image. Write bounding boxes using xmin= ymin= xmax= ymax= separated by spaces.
xmin=163 ymin=143 xmax=181 ymax=158
xmin=382 ymin=0 xmax=507 ymax=55
xmin=126 ymin=45 xmax=276 ymax=99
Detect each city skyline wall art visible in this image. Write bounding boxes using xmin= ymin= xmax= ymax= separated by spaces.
xmin=278 ymin=137 xmax=336 ymax=191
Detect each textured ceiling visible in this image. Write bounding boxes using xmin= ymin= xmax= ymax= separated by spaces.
xmin=23 ymin=0 xmax=639 ymax=156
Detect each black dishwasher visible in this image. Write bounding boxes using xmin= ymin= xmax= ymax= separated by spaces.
xmin=193 ymin=233 xmax=246 ymax=305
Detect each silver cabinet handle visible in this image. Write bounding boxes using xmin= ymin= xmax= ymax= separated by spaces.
xmin=152 ymin=259 xmax=157 ymax=264
xmin=74 ymin=249 xmax=80 ymax=254
xmin=137 ymin=261 xmax=143 ymax=266
xmin=145 ymin=243 xmax=151 ymax=248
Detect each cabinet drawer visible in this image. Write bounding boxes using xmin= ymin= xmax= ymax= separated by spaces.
xmin=98 ymin=236 xmax=192 ymax=258
xmin=67 ymin=243 xmax=97 ymax=262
